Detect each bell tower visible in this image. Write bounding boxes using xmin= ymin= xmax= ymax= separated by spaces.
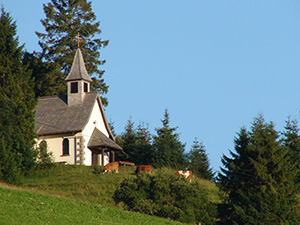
xmin=65 ymin=48 xmax=92 ymax=106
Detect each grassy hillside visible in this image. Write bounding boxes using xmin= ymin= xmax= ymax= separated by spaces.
xmin=0 ymin=186 xmax=184 ymax=225
xmin=21 ymin=165 xmax=138 ymax=208
xmin=21 ymin=165 xmax=221 ymax=208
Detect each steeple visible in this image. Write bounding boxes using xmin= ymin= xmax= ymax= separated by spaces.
xmin=65 ymin=48 xmax=92 ymax=106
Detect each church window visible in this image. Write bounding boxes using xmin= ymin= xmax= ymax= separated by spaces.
xmin=62 ymin=138 xmax=69 ymax=155
xmin=84 ymin=82 xmax=88 ymax=92
xmin=71 ymin=82 xmax=78 ymax=93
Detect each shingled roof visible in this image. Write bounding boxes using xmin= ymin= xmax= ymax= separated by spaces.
xmin=88 ymin=128 xmax=122 ymax=151
xmin=35 ymin=92 xmax=98 ymax=135
xmin=65 ymin=48 xmax=93 ymax=82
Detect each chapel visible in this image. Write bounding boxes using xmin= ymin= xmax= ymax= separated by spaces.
xmin=34 ymin=48 xmax=122 ymax=166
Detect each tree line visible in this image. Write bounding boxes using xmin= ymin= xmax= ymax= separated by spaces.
xmin=114 ymin=109 xmax=214 ymax=180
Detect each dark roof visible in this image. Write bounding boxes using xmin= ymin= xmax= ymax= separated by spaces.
xmin=65 ymin=48 xmax=93 ymax=82
xmin=35 ymin=92 xmax=98 ymax=135
xmin=88 ymin=127 xmax=122 ymax=151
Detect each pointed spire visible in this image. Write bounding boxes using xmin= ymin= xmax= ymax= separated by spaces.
xmin=65 ymin=48 xmax=93 ymax=82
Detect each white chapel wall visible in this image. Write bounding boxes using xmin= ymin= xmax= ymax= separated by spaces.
xmin=36 ymin=136 xmax=76 ymax=164
xmin=82 ymin=99 xmax=110 ymax=166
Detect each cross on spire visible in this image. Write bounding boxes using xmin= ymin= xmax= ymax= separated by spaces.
xmin=75 ymin=31 xmax=82 ymax=48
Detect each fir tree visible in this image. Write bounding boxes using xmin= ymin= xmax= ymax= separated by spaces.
xmin=218 ymin=116 xmax=300 ymax=224
xmin=37 ymin=140 xmax=54 ymax=168
xmin=115 ymin=118 xmax=137 ymax=162
xmin=152 ymin=109 xmax=186 ymax=169
xmin=0 ymin=7 xmax=37 ymax=183
xmin=186 ymin=138 xmax=214 ymax=180
xmin=36 ymin=0 xmax=109 ymax=105
xmin=282 ymin=117 xmax=300 ymax=190
xmin=116 ymin=120 xmax=154 ymax=165
xmin=135 ymin=122 xmax=154 ymax=165
xmin=22 ymin=51 xmax=65 ymax=97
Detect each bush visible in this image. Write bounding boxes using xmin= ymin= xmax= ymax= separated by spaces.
xmin=92 ymin=165 xmax=103 ymax=174
xmin=37 ymin=140 xmax=55 ymax=169
xmin=113 ymin=172 xmax=216 ymax=224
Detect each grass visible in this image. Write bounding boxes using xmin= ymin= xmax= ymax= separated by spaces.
xmin=0 ymin=186 xmax=184 ymax=225
xmin=21 ymin=165 xmax=221 ymax=207
xmin=7 ymin=164 xmax=221 ymax=224
xmin=21 ymin=165 xmax=138 ymax=208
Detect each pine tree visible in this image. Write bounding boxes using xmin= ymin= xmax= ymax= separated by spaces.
xmin=218 ymin=116 xmax=300 ymax=224
xmin=116 ymin=120 xmax=154 ymax=165
xmin=152 ymin=109 xmax=186 ymax=169
xmin=115 ymin=118 xmax=137 ymax=162
xmin=0 ymin=7 xmax=37 ymax=183
xmin=22 ymin=51 xmax=65 ymax=97
xmin=282 ymin=117 xmax=300 ymax=190
xmin=186 ymin=138 xmax=214 ymax=180
xmin=36 ymin=0 xmax=109 ymax=105
xmin=37 ymin=140 xmax=54 ymax=168
xmin=135 ymin=122 xmax=154 ymax=165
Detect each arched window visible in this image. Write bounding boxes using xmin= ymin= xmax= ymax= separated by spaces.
xmin=62 ymin=138 xmax=69 ymax=155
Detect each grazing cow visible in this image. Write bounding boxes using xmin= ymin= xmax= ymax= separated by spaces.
xmin=103 ymin=161 xmax=119 ymax=174
xmin=136 ymin=165 xmax=153 ymax=174
xmin=175 ymin=170 xmax=193 ymax=182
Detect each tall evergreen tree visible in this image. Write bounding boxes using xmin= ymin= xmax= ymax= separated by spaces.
xmin=115 ymin=118 xmax=137 ymax=162
xmin=282 ymin=117 xmax=300 ymax=190
xmin=36 ymin=0 xmax=109 ymax=105
xmin=0 ymin=7 xmax=37 ymax=183
xmin=218 ymin=116 xmax=300 ymax=224
xmin=135 ymin=122 xmax=154 ymax=165
xmin=186 ymin=138 xmax=214 ymax=180
xmin=152 ymin=109 xmax=186 ymax=169
xmin=22 ymin=51 xmax=65 ymax=97
xmin=116 ymin=120 xmax=154 ymax=165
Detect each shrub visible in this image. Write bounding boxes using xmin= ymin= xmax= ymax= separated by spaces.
xmin=37 ymin=140 xmax=55 ymax=168
xmin=113 ymin=172 xmax=216 ymax=224
xmin=92 ymin=165 xmax=103 ymax=174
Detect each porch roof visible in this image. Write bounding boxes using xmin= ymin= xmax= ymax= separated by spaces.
xmin=88 ymin=127 xmax=122 ymax=151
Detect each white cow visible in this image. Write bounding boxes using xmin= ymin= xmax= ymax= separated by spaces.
xmin=174 ymin=170 xmax=193 ymax=182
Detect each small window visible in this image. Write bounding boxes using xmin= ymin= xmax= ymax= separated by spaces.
xmin=71 ymin=82 xmax=78 ymax=93
xmin=84 ymin=82 xmax=88 ymax=92
xmin=62 ymin=138 xmax=69 ymax=155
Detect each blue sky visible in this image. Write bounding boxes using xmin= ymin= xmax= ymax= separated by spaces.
xmin=2 ymin=1 xmax=300 ymax=172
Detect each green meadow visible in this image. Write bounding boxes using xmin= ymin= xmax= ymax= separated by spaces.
xmin=20 ymin=165 xmax=220 ymax=207
xmin=0 ymin=186 xmax=183 ymax=225
xmin=0 ymin=165 xmax=220 ymax=224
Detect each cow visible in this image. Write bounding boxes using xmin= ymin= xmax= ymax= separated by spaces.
xmin=103 ymin=161 xmax=119 ymax=174
xmin=136 ymin=165 xmax=153 ymax=174
xmin=174 ymin=170 xmax=193 ymax=182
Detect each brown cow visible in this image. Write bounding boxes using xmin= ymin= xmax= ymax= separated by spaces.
xmin=103 ymin=161 xmax=119 ymax=174
xmin=136 ymin=165 xmax=153 ymax=174
xmin=174 ymin=170 xmax=193 ymax=182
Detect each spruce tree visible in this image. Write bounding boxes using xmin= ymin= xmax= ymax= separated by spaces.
xmin=115 ymin=118 xmax=137 ymax=162
xmin=116 ymin=120 xmax=154 ymax=165
xmin=135 ymin=122 xmax=154 ymax=165
xmin=152 ymin=109 xmax=186 ymax=169
xmin=0 ymin=7 xmax=37 ymax=183
xmin=23 ymin=51 xmax=65 ymax=97
xmin=36 ymin=0 xmax=109 ymax=105
xmin=218 ymin=116 xmax=300 ymax=224
xmin=282 ymin=117 xmax=300 ymax=190
xmin=186 ymin=138 xmax=214 ymax=180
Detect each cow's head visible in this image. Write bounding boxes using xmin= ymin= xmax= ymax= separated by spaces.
xmin=102 ymin=166 xmax=109 ymax=174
